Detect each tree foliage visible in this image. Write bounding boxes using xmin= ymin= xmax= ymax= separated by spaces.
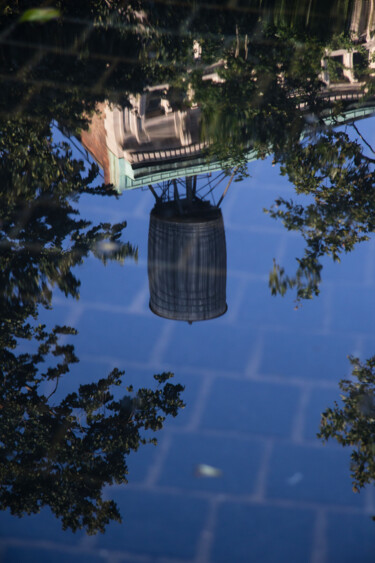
xmin=0 ymin=113 xmax=185 ymax=533
xmin=0 ymin=318 xmax=184 ymax=534
xmin=318 ymin=355 xmax=375 ymax=513
xmin=266 ymin=129 xmax=375 ymax=300
xmin=0 ymin=64 xmax=183 ymax=533
xmin=191 ymin=26 xmax=324 ymax=177
xmin=0 ymin=116 xmax=137 ymax=315
xmin=177 ymin=6 xmax=375 ymax=299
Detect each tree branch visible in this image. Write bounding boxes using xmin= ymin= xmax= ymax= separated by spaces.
xmin=352 ymin=123 xmax=375 ymax=156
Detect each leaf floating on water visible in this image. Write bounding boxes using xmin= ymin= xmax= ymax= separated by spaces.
xmin=286 ymin=472 xmax=303 ymax=486
xmin=19 ymin=8 xmax=61 ymax=23
xmin=195 ymin=464 xmax=222 ymax=478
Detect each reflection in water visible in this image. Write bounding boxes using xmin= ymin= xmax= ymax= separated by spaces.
xmin=77 ymin=4 xmax=375 ymax=303
xmin=148 ymin=177 xmax=227 ymax=322
xmin=1 ymin=0 xmax=375 ymax=559
xmin=80 ymin=97 xmax=216 ymax=192
xmin=81 ymin=99 xmax=230 ymax=321
xmin=0 ymin=114 xmax=184 ymax=533
xmin=1 ymin=347 xmax=184 ymax=534
xmin=319 ymin=354 xmax=375 ymax=511
xmin=267 ymin=128 xmax=375 ymax=300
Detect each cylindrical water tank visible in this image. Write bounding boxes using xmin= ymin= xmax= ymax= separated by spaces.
xmin=148 ymin=201 xmax=227 ymax=322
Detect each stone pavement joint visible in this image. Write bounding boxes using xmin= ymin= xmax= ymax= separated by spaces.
xmin=291 ymin=386 xmax=311 ymax=443
xmin=310 ymin=510 xmax=328 ymax=563
xmin=149 ymin=322 xmax=175 ymax=366
xmin=321 ymin=285 xmax=334 ymax=335
xmin=185 ymin=375 xmax=215 ymax=432
xmin=222 ymin=276 xmax=248 ymax=325
xmin=364 ymin=238 xmax=375 ymax=286
xmin=144 ymin=434 xmax=173 ymax=488
xmin=194 ymin=499 xmax=219 ymax=563
xmin=244 ymin=328 xmax=265 ymax=378
xmin=252 ymin=439 xmax=274 ymax=502
xmin=127 ymin=280 xmax=151 ymax=314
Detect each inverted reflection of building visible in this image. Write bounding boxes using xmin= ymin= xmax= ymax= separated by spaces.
xmin=80 ymin=91 xmax=224 ymax=192
xmin=148 ymin=176 xmax=227 ymax=323
xmin=81 ymin=83 xmax=375 ymax=195
xmin=80 ymin=91 xmax=375 ymax=195
xmin=79 ymin=1 xmax=375 ymax=193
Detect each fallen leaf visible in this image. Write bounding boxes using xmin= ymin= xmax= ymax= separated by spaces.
xmin=195 ymin=464 xmax=222 ymax=478
xmin=19 ymin=8 xmax=61 ymax=23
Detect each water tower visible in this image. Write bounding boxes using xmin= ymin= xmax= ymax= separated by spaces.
xmin=148 ymin=172 xmax=233 ymax=322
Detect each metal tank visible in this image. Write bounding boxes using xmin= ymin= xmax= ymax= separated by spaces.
xmin=148 ymin=198 xmax=227 ymax=322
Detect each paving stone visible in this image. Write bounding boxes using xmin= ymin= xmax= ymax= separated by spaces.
xmin=158 ymin=433 xmax=265 ymax=495
xmin=226 ymin=230 xmax=282 ymax=276
xmin=326 ymin=511 xmax=375 ymax=563
xmin=162 ymin=322 xmax=259 ymax=374
xmin=224 ymin=275 xmax=249 ymax=319
xmin=223 ymin=164 xmax=293 ymax=231
xmin=120 ymin=213 xmax=151 ymax=256
xmin=259 ymin=331 xmax=355 ymax=382
xmin=116 ymin=558 xmax=152 ymax=563
xmin=35 ymin=301 xmax=81 ymax=330
xmin=125 ymin=441 xmax=160 ymax=485
xmin=200 ymin=378 xmax=300 ymax=438
xmin=211 ymin=502 xmax=315 ymax=563
xmin=278 ymin=232 xmax=374 ymax=287
xmin=77 ymin=258 xmax=148 ymax=310
xmin=78 ymin=186 xmax=153 ymax=229
xmin=6 ymin=150 xmax=375 ymax=562
xmin=330 ymin=286 xmax=375 ymax=335
xmin=273 ymin=232 xmax=307 ymax=274
xmin=356 ymin=336 xmax=375 ymax=362
xmin=237 ymin=279 xmax=328 ymax=332
xmin=75 ymin=310 xmax=163 ymax=364
xmin=116 ymin=557 xmax=152 ymax=563
xmin=0 ymin=509 xmax=84 ymax=544
xmin=319 ymin=241 xmax=373 ymax=285
xmin=97 ymin=489 xmax=208 ymax=560
xmin=267 ymin=444 xmax=364 ymax=507
xmin=0 ymin=546 xmax=104 ymax=563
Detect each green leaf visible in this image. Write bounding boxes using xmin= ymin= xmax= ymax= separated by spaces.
xmin=19 ymin=8 xmax=61 ymax=23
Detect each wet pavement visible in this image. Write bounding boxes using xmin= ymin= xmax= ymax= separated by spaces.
xmin=1 ymin=156 xmax=375 ymax=562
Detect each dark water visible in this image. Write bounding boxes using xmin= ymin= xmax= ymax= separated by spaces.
xmin=1 ymin=2 xmax=375 ymax=562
